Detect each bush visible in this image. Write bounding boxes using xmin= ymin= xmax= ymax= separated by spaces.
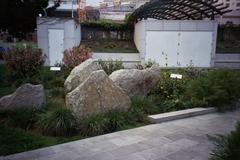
xmin=152 ymin=70 xmax=189 ymax=101
xmin=135 ymin=59 xmax=156 ymax=70
xmin=210 ymin=122 xmax=240 ymax=160
xmin=184 ymin=69 xmax=240 ymax=110
xmin=131 ymin=97 xmax=160 ymax=115
xmin=98 ymin=59 xmax=124 ymax=75
xmin=79 ymin=106 xmax=149 ymax=137
xmin=63 ymin=45 xmax=92 ymax=70
xmin=3 ymin=45 xmax=45 ymax=78
xmin=79 ymin=114 xmax=108 ymax=137
xmin=38 ymin=106 xmax=77 ymax=137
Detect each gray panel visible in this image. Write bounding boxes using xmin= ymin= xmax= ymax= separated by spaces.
xmin=180 ymin=21 xmax=197 ymax=31
xmin=163 ymin=21 xmax=180 ymax=30
xmin=196 ymin=21 xmax=214 ymax=31
xmin=146 ymin=21 xmax=164 ymax=30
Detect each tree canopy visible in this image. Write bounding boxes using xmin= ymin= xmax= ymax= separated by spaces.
xmin=0 ymin=0 xmax=49 ymax=37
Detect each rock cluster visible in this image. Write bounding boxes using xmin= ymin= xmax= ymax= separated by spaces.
xmin=109 ymin=64 xmax=161 ymax=98
xmin=64 ymin=59 xmax=161 ymax=119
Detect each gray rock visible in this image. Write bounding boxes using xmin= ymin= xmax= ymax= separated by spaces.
xmin=109 ymin=64 xmax=161 ymax=98
xmin=66 ymin=70 xmax=131 ymax=119
xmin=64 ymin=59 xmax=102 ymax=92
xmin=0 ymin=83 xmax=45 ymax=110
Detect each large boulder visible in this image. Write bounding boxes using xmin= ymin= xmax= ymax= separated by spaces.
xmin=64 ymin=59 xmax=102 ymax=92
xmin=0 ymin=83 xmax=45 ymax=110
xmin=109 ymin=64 xmax=161 ymax=98
xmin=66 ymin=70 xmax=131 ymax=119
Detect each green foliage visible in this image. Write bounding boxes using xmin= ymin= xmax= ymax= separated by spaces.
xmin=79 ymin=106 xmax=149 ymax=137
xmin=0 ymin=125 xmax=57 ymax=156
xmin=38 ymin=106 xmax=77 ymax=137
xmin=79 ymin=114 xmax=109 ymax=137
xmin=210 ymin=122 xmax=240 ymax=160
xmin=131 ymin=97 xmax=160 ymax=115
xmin=184 ymin=69 xmax=240 ymax=110
xmin=81 ymin=20 xmax=133 ymax=31
xmin=152 ymin=70 xmax=189 ymax=101
xmin=0 ymin=108 xmax=40 ymax=130
xmin=3 ymin=45 xmax=45 ymax=79
xmin=135 ymin=59 xmax=156 ymax=70
xmin=98 ymin=59 xmax=124 ymax=75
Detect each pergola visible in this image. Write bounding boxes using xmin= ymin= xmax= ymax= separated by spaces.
xmin=131 ymin=0 xmax=231 ymax=22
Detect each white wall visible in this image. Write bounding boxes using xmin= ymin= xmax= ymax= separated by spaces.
xmin=92 ymin=52 xmax=140 ymax=68
xmin=134 ymin=20 xmax=146 ymax=63
xmin=134 ymin=20 xmax=218 ymax=67
xmin=37 ymin=18 xmax=81 ymax=66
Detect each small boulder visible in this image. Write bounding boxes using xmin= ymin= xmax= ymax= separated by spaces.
xmin=109 ymin=64 xmax=161 ymax=98
xmin=0 ymin=83 xmax=45 ymax=110
xmin=64 ymin=59 xmax=102 ymax=93
xmin=66 ymin=70 xmax=131 ymax=119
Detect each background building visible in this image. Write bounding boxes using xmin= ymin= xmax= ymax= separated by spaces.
xmin=216 ymin=0 xmax=240 ymax=24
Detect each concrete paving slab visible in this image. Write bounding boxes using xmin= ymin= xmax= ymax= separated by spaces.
xmin=4 ymin=109 xmax=240 ymax=160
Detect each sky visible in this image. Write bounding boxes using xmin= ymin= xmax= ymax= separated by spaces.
xmin=86 ymin=0 xmax=101 ymax=6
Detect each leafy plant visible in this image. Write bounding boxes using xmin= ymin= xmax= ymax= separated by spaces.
xmin=38 ymin=106 xmax=77 ymax=137
xmin=3 ymin=45 xmax=45 ymax=78
xmin=184 ymin=69 xmax=240 ymax=110
xmin=79 ymin=114 xmax=108 ymax=137
xmin=81 ymin=20 xmax=133 ymax=31
xmin=135 ymin=59 xmax=156 ymax=70
xmin=209 ymin=122 xmax=240 ymax=160
xmin=152 ymin=70 xmax=188 ymax=101
xmin=98 ymin=59 xmax=124 ymax=75
xmin=63 ymin=45 xmax=92 ymax=70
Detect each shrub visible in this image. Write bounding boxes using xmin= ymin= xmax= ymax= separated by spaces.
xmin=131 ymin=97 xmax=160 ymax=115
xmin=63 ymin=45 xmax=92 ymax=70
xmin=38 ymin=107 xmax=77 ymax=137
xmin=152 ymin=70 xmax=189 ymax=101
xmin=209 ymin=122 xmax=240 ymax=160
xmin=79 ymin=114 xmax=108 ymax=137
xmin=135 ymin=59 xmax=156 ymax=70
xmin=184 ymin=69 xmax=240 ymax=110
xmin=3 ymin=45 xmax=45 ymax=78
xmin=98 ymin=59 xmax=124 ymax=75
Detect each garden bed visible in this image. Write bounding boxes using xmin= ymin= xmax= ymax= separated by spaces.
xmin=81 ymin=40 xmax=139 ymax=53
xmin=0 ymin=63 xmax=240 ymax=155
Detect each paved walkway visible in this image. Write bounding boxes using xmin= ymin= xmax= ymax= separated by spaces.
xmin=4 ymin=109 xmax=240 ymax=160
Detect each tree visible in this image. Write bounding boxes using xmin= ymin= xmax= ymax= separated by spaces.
xmin=0 ymin=0 xmax=49 ymax=37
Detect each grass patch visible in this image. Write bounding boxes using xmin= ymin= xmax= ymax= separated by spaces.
xmin=81 ymin=40 xmax=139 ymax=53
xmin=0 ymin=125 xmax=58 ymax=156
xmin=209 ymin=122 xmax=240 ymax=160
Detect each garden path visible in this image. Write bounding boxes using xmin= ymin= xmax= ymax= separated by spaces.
xmin=4 ymin=109 xmax=240 ymax=160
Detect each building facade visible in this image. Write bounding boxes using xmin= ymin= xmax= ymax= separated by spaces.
xmin=216 ymin=0 xmax=240 ymax=24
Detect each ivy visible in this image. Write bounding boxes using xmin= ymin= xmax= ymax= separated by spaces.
xmin=81 ymin=20 xmax=133 ymax=31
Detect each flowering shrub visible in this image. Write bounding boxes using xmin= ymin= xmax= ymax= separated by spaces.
xmin=62 ymin=45 xmax=92 ymax=69
xmin=3 ymin=45 xmax=45 ymax=78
